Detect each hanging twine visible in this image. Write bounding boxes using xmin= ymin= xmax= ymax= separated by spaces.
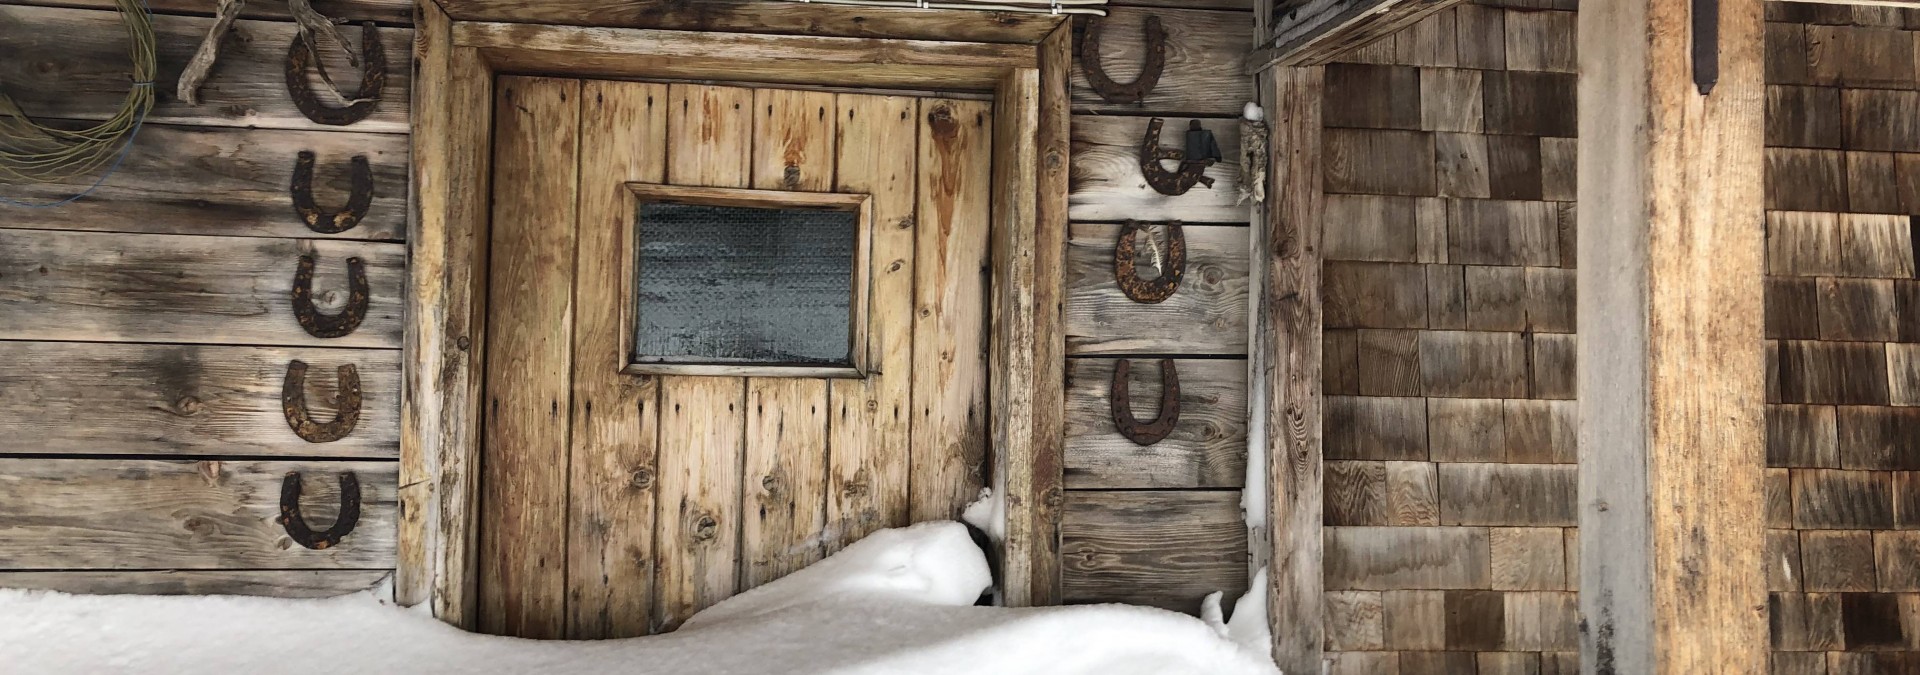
xmin=0 ymin=0 xmax=155 ymax=206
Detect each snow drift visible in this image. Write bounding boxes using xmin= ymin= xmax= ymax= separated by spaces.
xmin=0 ymin=522 xmax=1279 ymax=675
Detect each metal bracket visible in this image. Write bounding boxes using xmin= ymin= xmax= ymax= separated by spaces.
xmin=278 ymin=471 xmax=361 ymax=550
xmin=1079 ymin=15 xmax=1166 ymax=105
xmin=291 ymin=151 xmax=374 ymax=234
xmin=1110 ymin=359 xmax=1180 ymax=446
xmin=1140 ymin=118 xmax=1219 ymax=196
xmin=1114 ymin=221 xmax=1185 ymax=304
xmin=291 ymin=254 xmax=370 ymax=339
xmin=285 ymin=22 xmax=387 ymax=127
xmin=282 ymin=360 xmax=361 ymax=443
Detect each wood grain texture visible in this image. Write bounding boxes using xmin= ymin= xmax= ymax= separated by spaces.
xmin=1490 ymin=527 xmax=1568 ymax=590
xmin=436 ymin=0 xmax=1067 ymax=44
xmin=1059 ymin=490 xmax=1247 ymax=614
xmin=0 ymin=341 xmax=399 ymax=458
xmin=826 ymin=94 xmax=920 ymax=551
xmin=1066 ymin=222 xmax=1251 ymax=355
xmin=0 ymin=229 xmax=404 ymax=348
xmin=1067 ymin=115 xmax=1246 ymax=223
xmin=7 ymin=0 xmax=412 ymax=23
xmin=0 ymin=569 xmax=390 ymax=597
xmin=0 ymin=124 xmax=407 ymax=240
xmin=477 ymin=76 xmax=580 ymax=640
xmin=1065 ymin=358 xmax=1248 ymax=489
xmin=1437 ymin=463 xmax=1576 ymax=526
xmin=1324 ymin=590 xmax=1385 ymax=650
xmin=1325 ymin=525 xmax=1490 ymax=590
xmin=564 ymin=79 xmax=666 ymax=640
xmin=909 ymin=98 xmax=993 ymax=524
xmin=0 ymin=458 xmax=396 ymax=569
xmin=1260 ymin=0 xmax=1468 ymax=70
xmin=0 ymin=5 xmax=411 ymax=133
xmin=1387 ymin=460 xmax=1437 ymax=526
xmin=1072 ymin=7 xmax=1252 ymax=116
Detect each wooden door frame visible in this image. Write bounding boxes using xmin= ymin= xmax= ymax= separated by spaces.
xmin=404 ymin=0 xmax=1069 ymax=628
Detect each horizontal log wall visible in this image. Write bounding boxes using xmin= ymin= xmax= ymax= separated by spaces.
xmin=0 ymin=2 xmax=409 ymax=597
xmin=1058 ymin=3 xmax=1256 ymax=615
xmin=1763 ymin=3 xmax=1920 ymax=671
xmin=1317 ymin=2 xmax=1579 ymax=672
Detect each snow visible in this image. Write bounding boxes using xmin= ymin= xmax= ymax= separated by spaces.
xmin=0 ymin=522 xmax=1280 ymax=675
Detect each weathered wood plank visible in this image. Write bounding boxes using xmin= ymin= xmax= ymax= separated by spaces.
xmin=1767 ymin=404 xmax=1840 ymax=468
xmin=0 ymin=124 xmax=407 ymax=240
xmin=0 ymin=458 xmax=396 ymax=569
xmin=1504 ymin=590 xmax=1579 ymax=650
xmin=1259 ymin=0 xmax=1468 ymax=70
xmin=1775 ymin=340 xmax=1890 ymax=405
xmin=0 ymin=5 xmax=411 ymax=133
xmin=564 ymin=79 xmax=666 ymax=640
xmin=1800 ymin=530 xmax=1876 ymax=592
xmin=826 ymin=94 xmax=920 ymax=551
xmin=1323 ymin=194 xmax=1437 ymax=262
xmin=1490 ymin=527 xmax=1567 ymax=590
xmin=436 ymin=0 xmax=1067 ymax=44
xmin=1356 ymin=329 xmax=1423 ymax=397
xmin=1418 ymin=330 xmax=1528 ymax=399
xmin=1324 ymin=590 xmax=1385 ymax=650
xmin=1064 ymin=358 xmax=1247 ymax=489
xmin=476 ymin=76 xmax=578 ymax=641
xmin=1072 ymin=7 xmax=1252 ymax=116
xmin=1326 ymin=525 xmax=1490 ymax=590
xmin=9 ymin=0 xmax=413 ymax=24
xmin=0 ymin=341 xmax=398 ymax=458
xmin=1065 ymin=221 xmax=1251 ymax=355
xmin=909 ymin=98 xmax=994 ymax=523
xmin=1324 ymin=128 xmax=1437 ymax=196
xmin=1060 ymin=490 xmax=1247 ymax=614
xmin=0 ymin=229 xmax=404 ymax=348
xmin=1325 ymin=261 xmax=1429 ymax=329
xmin=1427 ymin=397 xmax=1505 ymax=463
xmin=1437 ymin=462 xmax=1576 ymax=526
xmin=1383 ymin=589 xmax=1445 ymax=649
xmin=1447 ymin=199 xmax=1560 ymax=267
xmin=0 ymin=569 xmax=390 ymax=597
xmin=1068 ymin=115 xmax=1246 ymax=223
xmin=1326 ymin=395 xmax=1428 ymax=461
xmin=1794 ymin=468 xmax=1895 ymax=530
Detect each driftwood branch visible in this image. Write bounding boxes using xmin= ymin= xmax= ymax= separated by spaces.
xmin=176 ymin=0 xmax=245 ymax=105
xmin=286 ymin=0 xmax=362 ymax=101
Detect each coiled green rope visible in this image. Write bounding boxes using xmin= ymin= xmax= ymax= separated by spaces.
xmin=0 ymin=0 xmax=155 ymax=199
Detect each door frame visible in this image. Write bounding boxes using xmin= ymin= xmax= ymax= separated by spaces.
xmin=403 ymin=0 xmax=1070 ymax=628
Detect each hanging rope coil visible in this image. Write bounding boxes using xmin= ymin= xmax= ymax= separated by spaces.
xmin=0 ymin=0 xmax=155 ymax=197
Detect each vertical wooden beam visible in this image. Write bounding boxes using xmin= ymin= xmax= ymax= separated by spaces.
xmin=400 ymin=0 xmax=452 ymax=615
xmin=1576 ymin=0 xmax=1767 ymax=672
xmin=1258 ymin=65 xmax=1326 ymax=674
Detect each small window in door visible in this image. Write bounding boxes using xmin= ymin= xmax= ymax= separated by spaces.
xmin=625 ymin=184 xmax=871 ymax=378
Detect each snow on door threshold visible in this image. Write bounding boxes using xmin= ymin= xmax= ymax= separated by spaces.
xmin=0 ymin=522 xmax=1280 ymax=675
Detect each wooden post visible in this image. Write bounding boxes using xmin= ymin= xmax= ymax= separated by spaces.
xmin=1576 ymin=0 xmax=1767 ymax=671
xmin=1255 ymin=65 xmax=1325 ymax=675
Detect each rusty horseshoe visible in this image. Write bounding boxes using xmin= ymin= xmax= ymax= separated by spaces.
xmin=291 ymin=254 xmax=370 ymax=339
xmin=1114 ymin=221 xmax=1185 ymax=304
xmin=282 ymin=360 xmax=361 ymax=443
xmin=291 ymin=151 xmax=374 ymax=234
xmin=1111 ymin=359 xmax=1180 ymax=446
xmin=279 ymin=471 xmax=360 ymax=550
xmin=1080 ymin=15 xmax=1166 ymax=105
xmin=285 ymin=22 xmax=387 ymax=127
xmin=1140 ymin=118 xmax=1220 ymax=196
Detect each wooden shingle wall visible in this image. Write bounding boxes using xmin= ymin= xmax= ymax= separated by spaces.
xmin=1317 ymin=1 xmax=1580 ymax=672
xmin=0 ymin=0 xmax=412 ymax=596
xmin=1765 ymin=3 xmax=1920 ymax=672
xmin=1060 ymin=0 xmax=1258 ymax=613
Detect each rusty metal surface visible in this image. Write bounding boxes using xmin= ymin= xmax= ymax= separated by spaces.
xmin=290 ymin=151 xmax=374 ymax=234
xmin=1079 ymin=14 xmax=1166 ymax=105
xmin=278 ymin=471 xmax=361 ymax=550
xmin=284 ymin=22 xmax=387 ymax=127
xmin=282 ymin=360 xmax=362 ymax=443
xmin=1110 ymin=359 xmax=1180 ymax=446
xmin=1113 ymin=221 xmax=1185 ymax=304
xmin=1140 ymin=118 xmax=1218 ymax=196
xmin=290 ymin=254 xmax=370 ymax=339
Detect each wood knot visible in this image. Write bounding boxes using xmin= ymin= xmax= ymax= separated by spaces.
xmin=693 ymin=514 xmax=719 ymax=542
xmin=842 ymin=482 xmax=869 ymax=499
xmin=761 ymin=475 xmax=784 ymax=496
xmin=1043 ymin=487 xmax=1064 ymax=508
xmin=456 ymin=336 xmax=471 ymax=351
xmin=629 ymin=468 xmax=655 ymax=490
xmin=167 ymin=395 xmax=205 ymax=417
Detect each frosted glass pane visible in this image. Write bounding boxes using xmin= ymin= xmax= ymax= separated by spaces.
xmin=633 ymin=202 xmax=857 ymax=366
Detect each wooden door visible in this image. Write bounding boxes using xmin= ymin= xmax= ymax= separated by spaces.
xmin=478 ymin=76 xmax=994 ymax=639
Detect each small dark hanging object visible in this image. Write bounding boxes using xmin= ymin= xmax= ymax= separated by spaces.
xmin=291 ymin=254 xmax=370 ymax=339
xmin=1114 ymin=221 xmax=1185 ymax=304
xmin=279 ymin=471 xmax=360 ymax=550
xmin=1140 ymin=118 xmax=1220 ymax=196
xmin=1079 ymin=15 xmax=1167 ymax=105
xmin=1110 ymin=359 xmax=1180 ymax=447
xmin=290 ymin=151 xmax=374 ymax=234
xmin=285 ymin=21 xmax=387 ymax=127
xmin=282 ymin=360 xmax=361 ymax=443
xmin=1691 ymin=0 xmax=1720 ymax=95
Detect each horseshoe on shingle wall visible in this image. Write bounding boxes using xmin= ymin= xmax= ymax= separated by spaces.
xmin=290 ymin=254 xmax=370 ymax=339
xmin=1079 ymin=15 xmax=1167 ymax=105
xmin=284 ymin=21 xmax=387 ymax=127
xmin=282 ymin=360 xmax=361 ymax=443
xmin=290 ymin=151 xmax=374 ymax=234
xmin=278 ymin=471 xmax=361 ymax=550
xmin=1113 ymin=221 xmax=1185 ymax=304
xmin=1110 ymin=359 xmax=1180 ymax=447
